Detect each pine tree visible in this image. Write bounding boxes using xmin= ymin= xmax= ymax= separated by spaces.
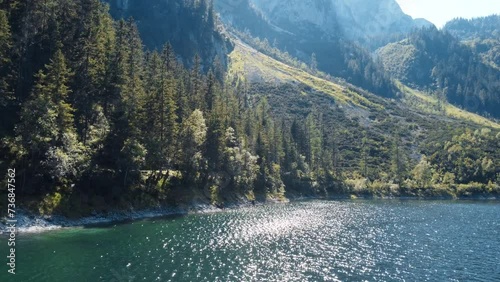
xmin=160 ymin=45 xmax=179 ymax=173
xmin=176 ymin=74 xmax=190 ymax=122
xmin=205 ymin=69 xmax=216 ymax=111
xmin=359 ymin=133 xmax=369 ymax=178
xmin=205 ymin=82 xmax=228 ymax=171
xmin=72 ymin=0 xmax=115 ymax=145
xmin=110 ymin=19 xmax=145 ymax=136
xmin=143 ymin=51 xmax=163 ymax=171
xmin=97 ymin=18 xmax=148 ymax=188
xmin=179 ymin=109 xmax=208 ymax=182
xmin=0 ymin=8 xmax=13 ymax=131
xmin=305 ymin=113 xmax=322 ymax=172
xmin=212 ymin=55 xmax=225 ymax=84
xmin=190 ymin=54 xmax=205 ymax=110
xmin=124 ymin=19 xmax=145 ymax=131
xmin=17 ymin=49 xmax=85 ymax=188
xmin=310 ymin=52 xmax=318 ymax=73
xmin=390 ymin=135 xmax=407 ymax=185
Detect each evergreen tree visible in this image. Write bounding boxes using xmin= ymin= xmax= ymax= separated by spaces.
xmin=179 ymin=109 xmax=208 ymax=183
xmin=390 ymin=135 xmax=407 ymax=185
xmin=190 ymin=54 xmax=205 ymax=110
xmin=310 ymin=52 xmax=318 ymax=73
xmin=142 ymin=47 xmax=179 ymax=178
xmin=16 ymin=49 xmax=85 ymax=190
xmin=72 ymin=0 xmax=115 ymax=145
xmin=223 ymin=127 xmax=259 ymax=193
xmin=305 ymin=113 xmax=322 ymax=173
xmin=359 ymin=134 xmax=369 ymax=178
xmin=0 ymin=7 xmax=13 ymax=133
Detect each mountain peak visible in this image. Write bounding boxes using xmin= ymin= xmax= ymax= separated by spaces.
xmin=250 ymin=0 xmax=433 ymax=45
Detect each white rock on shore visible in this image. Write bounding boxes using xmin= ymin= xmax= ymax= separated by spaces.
xmin=0 ymin=202 xmax=245 ymax=234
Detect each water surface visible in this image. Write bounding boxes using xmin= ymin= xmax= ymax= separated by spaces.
xmin=2 ymin=200 xmax=500 ymax=281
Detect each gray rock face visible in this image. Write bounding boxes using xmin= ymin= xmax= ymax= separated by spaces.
xmin=252 ymin=0 xmax=337 ymax=34
xmin=250 ymin=0 xmax=433 ymax=42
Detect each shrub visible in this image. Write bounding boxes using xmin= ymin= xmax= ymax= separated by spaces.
xmin=39 ymin=192 xmax=63 ymax=215
xmin=456 ymin=182 xmax=486 ymax=197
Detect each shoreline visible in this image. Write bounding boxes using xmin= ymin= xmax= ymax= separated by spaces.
xmin=2 ymin=196 xmax=498 ymax=234
xmin=0 ymin=203 xmax=224 ymax=234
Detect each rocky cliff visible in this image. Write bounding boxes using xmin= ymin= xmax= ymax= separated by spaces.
xmin=250 ymin=0 xmax=433 ymax=45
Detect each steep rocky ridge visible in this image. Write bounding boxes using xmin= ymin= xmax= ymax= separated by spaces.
xmin=250 ymin=0 xmax=433 ymax=46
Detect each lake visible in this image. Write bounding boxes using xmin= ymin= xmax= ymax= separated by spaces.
xmin=2 ymin=200 xmax=500 ymax=281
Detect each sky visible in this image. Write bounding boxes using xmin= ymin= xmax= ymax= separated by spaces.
xmin=396 ymin=0 xmax=500 ymax=28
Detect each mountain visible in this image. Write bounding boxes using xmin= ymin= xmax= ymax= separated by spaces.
xmin=444 ymin=15 xmax=500 ymax=41
xmin=444 ymin=15 xmax=500 ymax=70
xmin=250 ymin=0 xmax=433 ymax=47
xmin=104 ymin=0 xmax=233 ymax=68
xmin=377 ymin=26 xmax=500 ymax=118
xmin=216 ymin=0 xmax=398 ymax=98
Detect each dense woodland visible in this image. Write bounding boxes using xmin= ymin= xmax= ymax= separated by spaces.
xmin=444 ymin=15 xmax=500 ymax=41
xmin=0 ymin=0 xmax=499 ymax=215
xmin=104 ymin=0 xmax=232 ymax=68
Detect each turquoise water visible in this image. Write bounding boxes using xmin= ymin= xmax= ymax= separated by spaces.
xmin=2 ymin=200 xmax=500 ymax=281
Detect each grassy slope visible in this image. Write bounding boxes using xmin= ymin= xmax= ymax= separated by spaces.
xmin=398 ymin=82 xmax=500 ymax=129
xmin=229 ymin=39 xmax=500 ymax=130
xmin=229 ymin=41 xmax=382 ymax=110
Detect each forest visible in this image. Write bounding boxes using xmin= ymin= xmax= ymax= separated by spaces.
xmin=378 ymin=25 xmax=500 ymax=118
xmin=0 ymin=0 xmax=499 ymax=216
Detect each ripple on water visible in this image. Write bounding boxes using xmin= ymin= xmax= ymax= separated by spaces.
xmin=7 ymin=200 xmax=500 ymax=282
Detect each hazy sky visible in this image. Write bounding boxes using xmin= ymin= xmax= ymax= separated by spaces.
xmin=396 ymin=0 xmax=500 ymax=28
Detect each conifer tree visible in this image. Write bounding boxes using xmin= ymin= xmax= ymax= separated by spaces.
xmin=390 ymin=135 xmax=407 ymax=185
xmin=305 ymin=113 xmax=322 ymax=172
xmin=310 ymin=52 xmax=318 ymax=73
xmin=72 ymin=0 xmax=115 ymax=145
xmin=179 ymin=109 xmax=208 ymax=183
xmin=359 ymin=133 xmax=369 ymax=178
xmin=190 ymin=54 xmax=205 ymax=110
xmin=17 ymin=49 xmax=85 ymax=188
xmin=0 ymin=7 xmax=13 ymax=132
xmin=143 ymin=51 xmax=163 ymax=171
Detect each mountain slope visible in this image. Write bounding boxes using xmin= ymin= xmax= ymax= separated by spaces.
xmin=250 ymin=0 xmax=433 ymax=46
xmin=377 ymin=26 xmax=500 ymax=118
xmin=444 ymin=15 xmax=500 ymax=70
xmin=216 ymin=0 xmax=398 ymax=98
xmin=444 ymin=15 xmax=500 ymax=41
xmin=227 ymin=35 xmax=500 ymax=197
xmin=229 ymin=40 xmax=381 ymax=110
xmin=229 ymin=36 xmax=500 ymax=130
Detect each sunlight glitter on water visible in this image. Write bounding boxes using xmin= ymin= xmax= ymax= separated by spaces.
xmin=7 ymin=200 xmax=500 ymax=282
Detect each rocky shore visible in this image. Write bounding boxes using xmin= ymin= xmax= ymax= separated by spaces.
xmin=0 ymin=203 xmax=225 ymax=234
